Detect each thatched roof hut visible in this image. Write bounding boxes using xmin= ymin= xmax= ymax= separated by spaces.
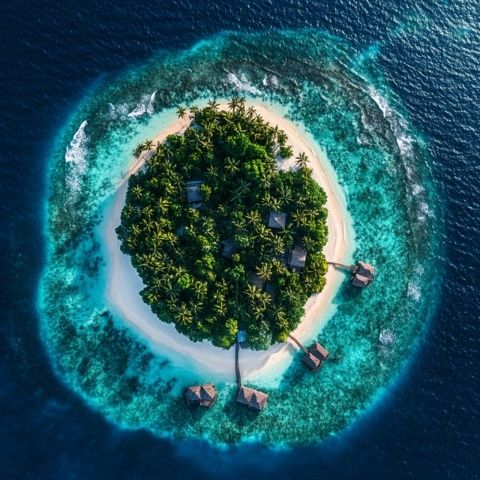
xmin=220 ymin=239 xmax=238 ymax=259
xmin=301 ymin=342 xmax=329 ymax=371
xmin=236 ymin=386 xmax=268 ymax=411
xmin=302 ymin=352 xmax=321 ymax=370
xmin=249 ymin=272 xmax=265 ymax=290
xmin=184 ymin=384 xmax=217 ymax=408
xmin=351 ymin=262 xmax=375 ymax=288
xmin=186 ymin=180 xmax=204 ymax=204
xmin=288 ymin=244 xmax=307 ymax=270
xmin=268 ymin=211 xmax=287 ymax=229
xmin=357 ymin=262 xmax=375 ymax=277
xmin=310 ymin=342 xmax=329 ymax=361
xmin=351 ymin=274 xmax=370 ymax=287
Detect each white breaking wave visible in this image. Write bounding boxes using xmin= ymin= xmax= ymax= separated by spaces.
xmin=65 ymin=120 xmax=88 ymax=193
xmin=411 ymin=183 xmax=425 ymax=196
xmin=65 ymin=121 xmax=87 ymax=164
xmin=108 ymin=102 xmax=130 ymax=119
xmin=146 ymin=90 xmax=157 ymax=115
xmin=128 ymin=91 xmax=157 ymax=117
xmin=407 ymin=282 xmax=421 ymax=301
xmin=227 ymin=72 xmax=261 ymax=95
xmin=261 ymin=75 xmax=278 ymax=88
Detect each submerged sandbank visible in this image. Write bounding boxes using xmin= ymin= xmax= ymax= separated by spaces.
xmin=101 ymin=100 xmax=354 ymax=386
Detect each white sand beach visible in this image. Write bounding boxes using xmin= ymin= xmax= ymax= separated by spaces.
xmin=101 ymin=100 xmax=354 ymax=386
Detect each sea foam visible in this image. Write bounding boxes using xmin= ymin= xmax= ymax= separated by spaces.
xmin=227 ymin=72 xmax=261 ymax=95
xmin=65 ymin=120 xmax=88 ymax=193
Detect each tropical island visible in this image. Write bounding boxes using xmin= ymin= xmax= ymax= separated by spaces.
xmin=116 ymin=99 xmax=329 ymax=350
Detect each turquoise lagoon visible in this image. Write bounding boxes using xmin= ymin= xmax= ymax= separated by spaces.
xmin=39 ymin=30 xmax=440 ymax=446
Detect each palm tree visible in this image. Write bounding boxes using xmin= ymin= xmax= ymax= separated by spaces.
xmin=295 ymin=152 xmax=309 ymax=169
xmin=246 ymin=210 xmax=261 ymax=226
xmin=225 ymin=157 xmax=240 ymax=175
xmin=256 ymin=262 xmax=273 ymax=281
xmin=175 ymin=303 xmax=193 ymax=326
xmin=144 ymin=139 xmax=154 ymax=150
xmin=277 ymin=130 xmax=287 ymax=145
xmin=246 ymin=106 xmax=256 ymax=118
xmin=302 ymin=235 xmax=316 ymax=252
xmin=176 ymin=106 xmax=187 ymax=118
xmin=133 ymin=143 xmax=146 ymax=158
xmin=228 ymin=97 xmax=240 ymax=112
xmin=280 ymin=145 xmax=294 ymax=159
xmin=207 ymin=99 xmax=219 ymax=111
xmin=131 ymin=185 xmax=143 ymax=201
xmin=237 ymin=97 xmax=246 ymax=112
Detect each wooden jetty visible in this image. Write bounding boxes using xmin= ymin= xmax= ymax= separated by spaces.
xmin=235 ymin=336 xmax=268 ymax=411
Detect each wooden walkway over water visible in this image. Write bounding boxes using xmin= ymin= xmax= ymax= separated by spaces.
xmin=288 ymin=334 xmax=308 ymax=354
xmin=235 ymin=338 xmax=241 ymax=388
xmin=327 ymin=261 xmax=355 ymax=271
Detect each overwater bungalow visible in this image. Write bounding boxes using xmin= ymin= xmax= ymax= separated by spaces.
xmin=268 ymin=211 xmax=287 ymax=229
xmin=351 ymin=261 xmax=375 ymax=288
xmin=220 ymin=239 xmax=238 ymax=259
xmin=309 ymin=341 xmax=329 ymax=361
xmin=185 ymin=180 xmax=204 ymax=207
xmin=289 ymin=334 xmax=329 ymax=372
xmin=303 ymin=352 xmax=321 ymax=370
xmin=287 ymin=244 xmax=307 ymax=270
xmin=236 ymin=386 xmax=268 ymax=411
xmin=184 ymin=384 xmax=217 ymax=408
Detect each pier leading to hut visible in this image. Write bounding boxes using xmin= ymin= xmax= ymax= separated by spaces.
xmin=288 ymin=334 xmax=329 ymax=371
xmin=235 ymin=334 xmax=268 ymax=411
xmin=328 ymin=260 xmax=376 ymax=288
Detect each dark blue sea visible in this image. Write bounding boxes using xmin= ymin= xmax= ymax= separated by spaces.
xmin=1 ymin=1 xmax=479 ymax=478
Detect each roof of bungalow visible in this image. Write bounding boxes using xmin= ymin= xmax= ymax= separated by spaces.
xmin=185 ymin=384 xmax=217 ymax=407
xmin=236 ymin=386 xmax=268 ymax=411
xmin=221 ymin=239 xmax=238 ymax=259
xmin=264 ymin=282 xmax=275 ymax=297
xmin=309 ymin=342 xmax=329 ymax=361
xmin=356 ymin=262 xmax=375 ymax=278
xmin=249 ymin=272 xmax=265 ymax=290
xmin=268 ymin=211 xmax=287 ymax=229
xmin=351 ymin=273 xmax=371 ymax=288
xmin=288 ymin=244 xmax=308 ymax=269
xmin=185 ymin=180 xmax=204 ymax=204
xmin=302 ymin=352 xmax=321 ymax=370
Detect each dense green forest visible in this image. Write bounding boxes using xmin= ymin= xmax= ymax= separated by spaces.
xmin=117 ymin=99 xmax=328 ymax=349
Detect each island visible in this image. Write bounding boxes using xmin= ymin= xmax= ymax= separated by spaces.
xmin=116 ymin=99 xmax=328 ymax=350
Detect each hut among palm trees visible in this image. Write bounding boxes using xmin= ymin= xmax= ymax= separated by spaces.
xmin=351 ymin=261 xmax=375 ymax=288
xmin=249 ymin=272 xmax=265 ymax=290
xmin=184 ymin=384 xmax=217 ymax=408
xmin=268 ymin=211 xmax=287 ymax=229
xmin=236 ymin=386 xmax=268 ymax=411
xmin=287 ymin=244 xmax=307 ymax=270
xmin=220 ymin=239 xmax=238 ymax=259
xmin=185 ymin=180 xmax=204 ymax=207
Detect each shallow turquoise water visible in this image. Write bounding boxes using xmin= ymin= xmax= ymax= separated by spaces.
xmin=39 ymin=30 xmax=440 ymax=446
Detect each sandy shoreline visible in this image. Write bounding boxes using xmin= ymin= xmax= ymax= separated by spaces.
xmin=101 ymin=100 xmax=354 ymax=385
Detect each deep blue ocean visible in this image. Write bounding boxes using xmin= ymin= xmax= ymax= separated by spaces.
xmin=1 ymin=1 xmax=479 ymax=478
